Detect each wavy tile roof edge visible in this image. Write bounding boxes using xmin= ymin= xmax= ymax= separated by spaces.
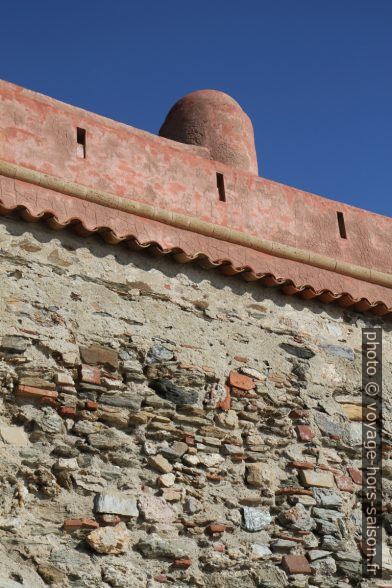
xmin=0 ymin=159 xmax=391 ymax=320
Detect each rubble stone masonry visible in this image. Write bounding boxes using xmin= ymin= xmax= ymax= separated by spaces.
xmin=0 ymin=214 xmax=391 ymax=587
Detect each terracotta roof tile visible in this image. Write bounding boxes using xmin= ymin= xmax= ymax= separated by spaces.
xmin=1 ymin=198 xmax=391 ymax=319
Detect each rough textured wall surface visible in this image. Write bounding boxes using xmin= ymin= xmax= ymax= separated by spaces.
xmin=0 ymin=215 xmax=391 ymax=588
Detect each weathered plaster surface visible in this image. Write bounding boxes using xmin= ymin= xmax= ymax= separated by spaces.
xmin=1 ymin=80 xmax=391 ymax=311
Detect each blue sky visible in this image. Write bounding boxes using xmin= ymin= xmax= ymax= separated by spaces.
xmin=1 ymin=1 xmax=391 ymax=216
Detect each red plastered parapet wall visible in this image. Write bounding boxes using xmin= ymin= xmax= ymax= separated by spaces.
xmin=1 ymin=79 xmax=392 ymax=316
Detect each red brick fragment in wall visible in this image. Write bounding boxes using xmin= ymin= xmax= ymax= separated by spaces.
xmin=218 ymin=385 xmax=231 ymax=411
xmin=184 ymin=435 xmax=195 ymax=446
xmin=207 ymin=523 xmax=225 ymax=535
xmin=282 ymin=554 xmax=311 ymax=575
xmin=229 ymin=371 xmax=255 ymax=391
xmin=63 ymin=518 xmax=99 ymax=530
xmin=58 ymin=406 xmax=76 ymax=417
xmin=347 ymin=467 xmax=362 ymax=485
xmin=85 ymin=400 xmax=98 ymax=411
xmin=15 ymin=385 xmax=58 ymax=399
xmin=79 ymin=364 xmax=101 ymax=385
xmin=296 ymin=425 xmax=316 ymax=442
xmin=173 ymin=559 xmax=192 ymax=569
xmin=335 ymin=475 xmax=354 ymax=493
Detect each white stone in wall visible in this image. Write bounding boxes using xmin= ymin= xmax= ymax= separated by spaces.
xmin=94 ymin=492 xmax=138 ymax=517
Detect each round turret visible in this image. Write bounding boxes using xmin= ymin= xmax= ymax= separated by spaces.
xmin=159 ymin=90 xmax=258 ymax=174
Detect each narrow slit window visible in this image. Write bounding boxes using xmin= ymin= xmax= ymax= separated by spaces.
xmin=216 ymin=172 xmax=226 ymax=202
xmin=337 ymin=211 xmax=347 ymax=239
xmin=76 ymin=127 xmax=86 ymax=159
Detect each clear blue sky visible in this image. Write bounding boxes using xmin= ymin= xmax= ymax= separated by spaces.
xmin=1 ymin=1 xmax=391 ymax=216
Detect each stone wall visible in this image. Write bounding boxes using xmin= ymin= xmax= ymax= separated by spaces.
xmin=0 ymin=214 xmax=391 ymax=588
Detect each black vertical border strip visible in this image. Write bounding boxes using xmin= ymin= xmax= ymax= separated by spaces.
xmin=362 ymin=327 xmax=383 ymax=578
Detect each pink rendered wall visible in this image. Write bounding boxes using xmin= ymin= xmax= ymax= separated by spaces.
xmin=0 ymin=80 xmax=391 ymax=277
